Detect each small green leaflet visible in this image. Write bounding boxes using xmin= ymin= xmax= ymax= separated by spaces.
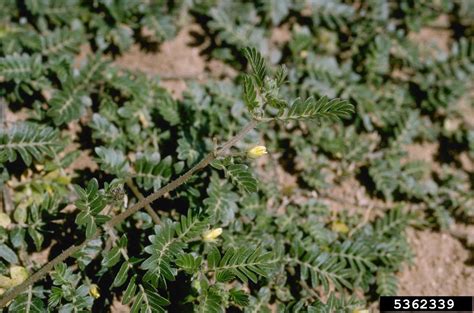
xmin=203 ymin=173 xmax=239 ymax=225
xmin=226 ymin=164 xmax=258 ymax=193
xmin=243 ymin=47 xmax=267 ymax=87
xmin=0 ymin=243 xmax=18 ymax=264
xmin=207 ymin=246 xmax=276 ymax=284
xmin=242 ymin=74 xmax=258 ymax=111
xmin=74 ymin=178 xmax=106 ymax=238
xmin=285 ymin=96 xmax=354 ymax=121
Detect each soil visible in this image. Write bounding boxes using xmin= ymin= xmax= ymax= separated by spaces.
xmin=398 ymin=228 xmax=474 ymax=295
xmin=408 ymin=15 xmax=452 ymax=57
xmin=116 ymin=24 xmax=206 ymax=79
xmin=400 ymin=17 xmax=474 ymax=296
xmin=116 ymin=24 xmax=206 ymax=99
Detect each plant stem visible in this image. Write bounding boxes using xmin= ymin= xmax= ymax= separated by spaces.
xmin=108 ymin=119 xmax=258 ymax=228
xmin=125 ymin=178 xmax=161 ymax=224
xmin=0 ymin=119 xmax=259 ymax=307
xmin=0 ymin=240 xmax=89 ymax=307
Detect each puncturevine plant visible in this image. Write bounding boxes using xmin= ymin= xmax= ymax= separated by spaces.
xmin=0 ymin=0 xmax=473 ymax=312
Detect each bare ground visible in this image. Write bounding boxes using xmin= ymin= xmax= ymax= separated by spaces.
xmin=115 ymin=24 xmax=236 ymax=99
xmin=398 ymin=228 xmax=474 ymax=295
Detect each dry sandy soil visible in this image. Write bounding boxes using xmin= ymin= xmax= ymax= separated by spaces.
xmin=398 ymin=228 xmax=474 ymax=295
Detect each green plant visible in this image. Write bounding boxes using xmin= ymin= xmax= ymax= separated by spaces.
xmin=0 ymin=0 xmax=473 ymax=312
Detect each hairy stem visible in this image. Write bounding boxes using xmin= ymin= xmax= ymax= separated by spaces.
xmin=125 ymin=178 xmax=161 ymax=224
xmin=0 ymin=240 xmax=89 ymax=307
xmin=0 ymin=119 xmax=258 ymax=307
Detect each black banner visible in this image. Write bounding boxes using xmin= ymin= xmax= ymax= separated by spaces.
xmin=380 ymin=296 xmax=473 ymax=312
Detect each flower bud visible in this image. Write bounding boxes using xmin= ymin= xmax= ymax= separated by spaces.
xmin=247 ymin=146 xmax=268 ymax=159
xmin=202 ymin=228 xmax=223 ymax=242
xmin=89 ymin=284 xmax=100 ymax=299
xmin=331 ymin=221 xmax=349 ymax=234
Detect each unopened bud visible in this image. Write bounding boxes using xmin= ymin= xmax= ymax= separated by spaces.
xmin=89 ymin=284 xmax=100 ymax=299
xmin=247 ymin=146 xmax=268 ymax=159
xmin=332 ymin=221 xmax=349 ymax=234
xmin=202 ymin=228 xmax=223 ymax=242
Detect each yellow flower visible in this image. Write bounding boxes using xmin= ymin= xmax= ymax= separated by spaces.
xmin=247 ymin=146 xmax=268 ymax=159
xmin=202 ymin=228 xmax=223 ymax=242
xmin=353 ymin=309 xmax=369 ymax=313
xmin=331 ymin=221 xmax=349 ymax=234
xmin=89 ymin=284 xmax=100 ymax=299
